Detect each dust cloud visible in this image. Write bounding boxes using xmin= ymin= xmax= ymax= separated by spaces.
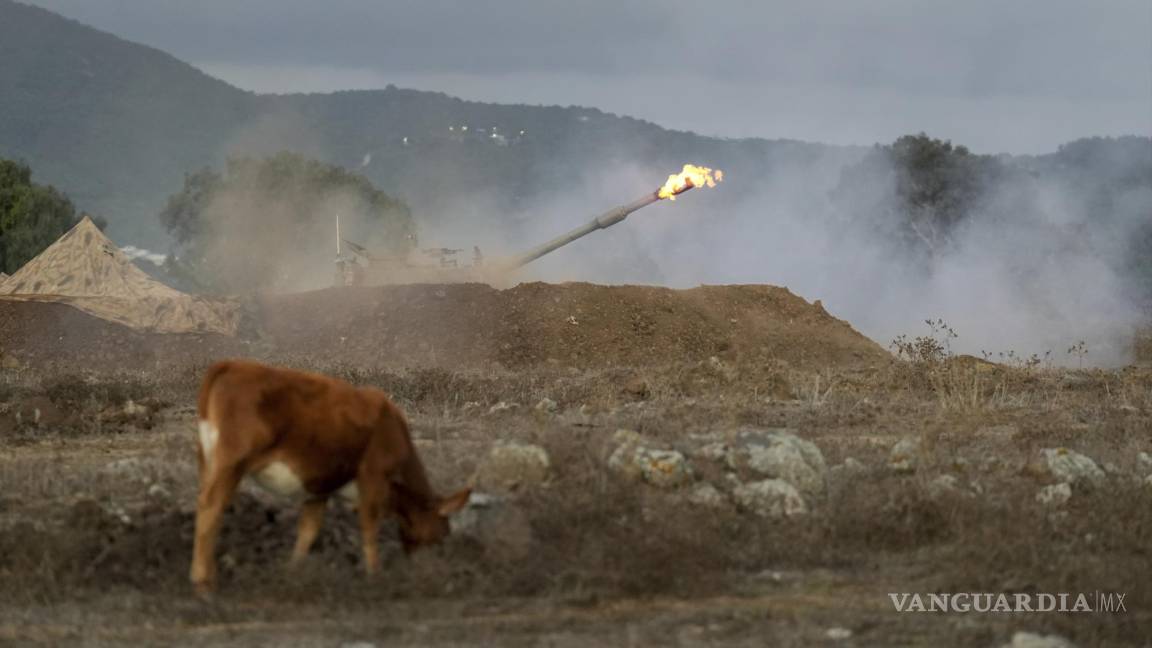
xmin=493 ymin=142 xmax=1149 ymax=367
xmin=197 ymin=113 xmax=1148 ymax=367
xmin=179 ymin=180 xmax=401 ymax=295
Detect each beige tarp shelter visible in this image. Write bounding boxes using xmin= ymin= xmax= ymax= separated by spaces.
xmin=0 ymin=217 xmax=240 ymax=335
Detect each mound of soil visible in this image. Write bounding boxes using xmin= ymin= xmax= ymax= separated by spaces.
xmin=261 ymin=282 xmax=887 ymax=369
xmin=0 ymin=282 xmax=888 ymax=371
xmin=0 ymin=301 xmax=247 ymax=372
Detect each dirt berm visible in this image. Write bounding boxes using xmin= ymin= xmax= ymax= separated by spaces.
xmin=0 ymin=282 xmax=887 ymax=371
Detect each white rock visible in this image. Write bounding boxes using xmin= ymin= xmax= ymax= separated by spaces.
xmin=105 ymin=502 xmax=132 ymax=525
xmin=927 ymin=474 xmax=963 ymax=499
xmin=1036 ymin=483 xmax=1072 ymax=507
xmin=465 ymin=491 xmax=500 ymax=508
xmin=611 ymin=428 xmax=643 ymax=446
xmin=451 ymin=497 xmax=533 ymax=561
xmin=146 ymin=483 xmax=171 ymax=500
xmin=447 ymin=492 xmax=497 ymax=535
xmin=1004 ymin=631 xmax=1076 ymax=648
xmin=608 ymin=444 xmax=643 ymax=480
xmin=1137 ymin=451 xmax=1152 ymax=475
xmin=829 ymin=457 xmax=867 ymax=482
xmin=840 ymin=457 xmax=866 ymax=473
xmin=696 ymin=441 xmax=730 ymax=462
xmin=888 ymin=438 xmax=921 ymax=474
xmin=609 ymin=442 xmax=693 ymax=489
xmin=473 ymin=442 xmax=551 ymax=491
xmin=733 ymin=479 xmax=808 ymax=517
xmin=100 ymin=458 xmax=148 ymax=480
xmin=1037 ymin=448 xmax=1105 ymax=485
xmin=686 ymin=482 xmax=727 ymax=508
xmin=637 ymin=448 xmax=693 ymax=488
xmin=487 ymin=401 xmax=520 ymax=415
xmin=725 ymin=429 xmax=827 ymax=496
xmin=825 ymin=627 xmax=853 ymax=641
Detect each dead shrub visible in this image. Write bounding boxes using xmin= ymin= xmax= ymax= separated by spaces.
xmin=40 ymin=372 xmax=152 ymax=409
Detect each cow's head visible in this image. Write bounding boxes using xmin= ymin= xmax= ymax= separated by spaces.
xmin=392 ymin=484 xmax=471 ymax=552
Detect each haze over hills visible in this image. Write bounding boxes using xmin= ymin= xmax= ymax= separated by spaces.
xmin=0 ymin=0 xmax=835 ymax=249
xmin=0 ymin=0 xmax=1149 ymax=365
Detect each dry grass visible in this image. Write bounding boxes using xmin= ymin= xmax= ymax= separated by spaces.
xmin=1 ymin=357 xmax=1151 ymax=645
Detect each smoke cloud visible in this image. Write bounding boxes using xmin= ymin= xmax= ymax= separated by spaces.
xmin=173 ymin=169 xmax=409 ymax=295
xmin=500 ymin=140 xmax=1150 ymax=367
xmin=120 ymin=245 xmax=167 ymax=266
xmin=205 ymin=104 xmax=1148 ymax=368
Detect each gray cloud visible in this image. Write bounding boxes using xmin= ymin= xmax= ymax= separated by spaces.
xmin=24 ymin=0 xmax=1152 ymax=152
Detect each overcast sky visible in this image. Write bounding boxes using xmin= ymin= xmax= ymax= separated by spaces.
xmin=28 ymin=0 xmax=1152 ymax=154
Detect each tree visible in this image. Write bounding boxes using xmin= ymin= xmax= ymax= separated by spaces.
xmin=832 ymin=133 xmax=1002 ymax=257
xmin=159 ymin=152 xmax=415 ymax=294
xmin=0 ymin=158 xmax=105 ymax=274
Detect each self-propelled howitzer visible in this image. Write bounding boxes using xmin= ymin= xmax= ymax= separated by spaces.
xmin=336 ymin=164 xmax=719 ymax=286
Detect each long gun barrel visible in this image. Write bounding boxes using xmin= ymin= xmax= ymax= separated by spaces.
xmin=510 ymin=186 xmax=693 ymax=269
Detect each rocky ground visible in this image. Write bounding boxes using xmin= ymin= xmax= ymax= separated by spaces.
xmin=1 ymin=284 xmax=1150 ymax=646
xmin=1 ymin=354 xmax=1150 ymax=647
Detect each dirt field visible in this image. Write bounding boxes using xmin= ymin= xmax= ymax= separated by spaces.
xmin=2 ymin=283 xmax=1151 ymax=647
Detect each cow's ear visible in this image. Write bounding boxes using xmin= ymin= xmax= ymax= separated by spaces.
xmin=437 ymin=488 xmax=472 ymax=516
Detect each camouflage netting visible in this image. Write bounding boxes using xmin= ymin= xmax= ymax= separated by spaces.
xmin=0 ymin=217 xmax=240 ymax=335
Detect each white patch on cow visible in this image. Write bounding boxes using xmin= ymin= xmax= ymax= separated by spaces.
xmin=198 ymin=420 xmax=218 ymax=469
xmin=252 ymin=461 xmax=306 ymax=498
xmin=338 ymin=481 xmax=360 ymax=503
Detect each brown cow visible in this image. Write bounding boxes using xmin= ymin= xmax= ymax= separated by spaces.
xmin=190 ymin=359 xmax=471 ymax=594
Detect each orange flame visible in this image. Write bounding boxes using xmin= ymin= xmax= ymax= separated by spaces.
xmin=658 ymin=164 xmax=723 ymax=200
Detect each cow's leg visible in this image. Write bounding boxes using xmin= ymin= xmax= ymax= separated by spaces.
xmin=189 ymin=462 xmax=243 ymax=595
xmin=195 ymin=441 xmax=206 ymax=484
xmin=356 ymin=478 xmax=391 ymax=575
xmin=290 ymin=498 xmax=328 ymax=566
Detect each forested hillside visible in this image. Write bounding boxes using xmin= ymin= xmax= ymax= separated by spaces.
xmin=0 ymin=0 xmax=255 ymax=243
xmin=0 ymin=0 xmax=828 ymax=248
